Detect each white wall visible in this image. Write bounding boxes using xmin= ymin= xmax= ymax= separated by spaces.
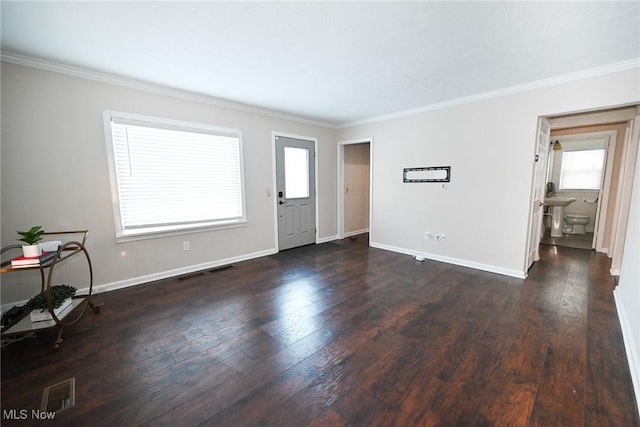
xmin=615 ymin=118 xmax=640 ymax=415
xmin=337 ymin=67 xmax=640 ymax=277
xmin=1 ymin=62 xmax=337 ymax=303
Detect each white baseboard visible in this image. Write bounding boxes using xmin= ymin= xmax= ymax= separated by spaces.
xmin=343 ymin=229 xmax=369 ymax=238
xmin=614 ymin=289 xmax=640 ymax=416
xmin=370 ymin=241 xmax=527 ymax=279
xmin=92 ymin=247 xmax=278 ymax=295
xmin=317 ymin=235 xmax=339 ymax=244
xmin=1 ymin=247 xmax=278 ymax=312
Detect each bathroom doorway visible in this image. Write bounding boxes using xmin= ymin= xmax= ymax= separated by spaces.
xmin=528 ymin=105 xmax=639 ymax=275
xmin=541 ymin=131 xmax=615 ymax=251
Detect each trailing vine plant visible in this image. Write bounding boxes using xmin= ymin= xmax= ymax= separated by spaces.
xmin=25 ymin=285 xmax=76 ymax=313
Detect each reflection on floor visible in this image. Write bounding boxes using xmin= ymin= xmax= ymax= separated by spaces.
xmin=541 ymin=228 xmax=594 ymax=250
xmin=269 ymin=233 xmax=368 ymax=264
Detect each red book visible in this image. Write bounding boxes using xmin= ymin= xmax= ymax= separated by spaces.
xmin=11 ymin=251 xmax=57 ymax=267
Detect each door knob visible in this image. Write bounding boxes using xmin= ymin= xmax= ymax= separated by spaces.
xmin=279 ymin=201 xmax=287 ymax=205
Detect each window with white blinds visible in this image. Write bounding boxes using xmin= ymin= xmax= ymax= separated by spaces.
xmin=104 ymin=111 xmax=246 ymax=241
xmin=559 ymin=149 xmax=605 ymax=190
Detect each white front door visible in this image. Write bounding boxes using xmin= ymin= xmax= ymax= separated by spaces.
xmin=275 ymin=136 xmax=316 ymax=250
xmin=528 ymin=117 xmax=551 ymax=269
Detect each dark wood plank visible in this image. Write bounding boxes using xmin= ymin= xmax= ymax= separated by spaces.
xmin=1 ymin=235 xmax=637 ymax=426
xmin=584 ymin=253 xmax=639 ymax=426
xmin=528 ymin=254 xmax=590 ymax=426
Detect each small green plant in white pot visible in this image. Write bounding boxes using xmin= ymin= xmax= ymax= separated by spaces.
xmin=17 ymin=226 xmax=45 ymax=257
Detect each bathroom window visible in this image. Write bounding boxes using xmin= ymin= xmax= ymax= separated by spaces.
xmin=559 ymin=149 xmax=605 ymax=190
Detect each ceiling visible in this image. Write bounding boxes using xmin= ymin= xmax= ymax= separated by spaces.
xmin=2 ymin=2 xmax=639 ymax=126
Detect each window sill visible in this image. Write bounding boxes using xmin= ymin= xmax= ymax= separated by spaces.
xmin=115 ymin=220 xmax=248 ymax=243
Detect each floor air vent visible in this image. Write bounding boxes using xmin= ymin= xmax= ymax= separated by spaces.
xmin=177 ymin=272 xmax=206 ymax=281
xmin=208 ymin=265 xmax=234 ymax=274
xmin=41 ymin=377 xmax=75 ymax=413
xmin=177 ymin=266 xmax=233 ymax=281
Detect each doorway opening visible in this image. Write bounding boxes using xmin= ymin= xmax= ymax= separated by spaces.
xmin=541 ymin=131 xmax=616 ymax=251
xmin=526 ymin=105 xmax=639 ymax=275
xmin=337 ymin=138 xmax=372 ymax=242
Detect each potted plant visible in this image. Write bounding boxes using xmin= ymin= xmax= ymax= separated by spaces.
xmin=17 ymin=226 xmax=45 ymax=257
xmin=25 ymin=284 xmax=76 ymax=322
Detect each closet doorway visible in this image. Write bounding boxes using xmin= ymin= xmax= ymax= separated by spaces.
xmin=338 ymin=138 xmax=372 ymax=242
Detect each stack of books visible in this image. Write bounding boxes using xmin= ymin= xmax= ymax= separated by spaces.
xmin=11 ymin=251 xmax=58 ymax=268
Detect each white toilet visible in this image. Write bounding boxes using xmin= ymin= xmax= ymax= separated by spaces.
xmin=564 ymin=215 xmax=590 ymax=235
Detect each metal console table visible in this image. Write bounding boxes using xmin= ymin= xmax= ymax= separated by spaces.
xmin=1 ymin=230 xmax=101 ymax=350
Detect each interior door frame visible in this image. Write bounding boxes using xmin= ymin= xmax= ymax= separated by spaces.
xmin=337 ymin=137 xmax=373 ymax=242
xmin=525 ymin=117 xmax=551 ymax=271
xmin=610 ymin=114 xmax=640 ymax=275
xmin=271 ymin=131 xmax=319 ymax=251
xmin=524 ymin=106 xmax=639 ymax=277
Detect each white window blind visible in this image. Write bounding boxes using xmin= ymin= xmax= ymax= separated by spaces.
xmin=559 ymin=149 xmax=605 ymax=190
xmin=104 ymin=112 xmax=246 ymax=240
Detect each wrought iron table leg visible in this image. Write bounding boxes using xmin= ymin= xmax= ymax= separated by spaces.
xmin=54 ymin=325 xmax=65 ymax=351
xmin=89 ymin=301 xmax=102 ymax=313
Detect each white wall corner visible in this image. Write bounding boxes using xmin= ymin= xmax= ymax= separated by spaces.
xmin=614 ymin=289 xmax=640 ymax=416
xmin=343 ymin=229 xmax=369 ymax=238
xmin=317 ymin=235 xmax=339 ymax=244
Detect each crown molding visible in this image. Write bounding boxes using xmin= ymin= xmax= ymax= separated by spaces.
xmin=0 ymin=51 xmax=338 ymax=129
xmin=4 ymin=51 xmax=638 ymax=131
xmin=338 ymin=58 xmax=640 ymax=129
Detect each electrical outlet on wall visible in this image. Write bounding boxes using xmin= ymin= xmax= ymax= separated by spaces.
xmin=183 ymin=241 xmax=190 ymax=252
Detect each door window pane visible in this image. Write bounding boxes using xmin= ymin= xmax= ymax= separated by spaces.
xmin=559 ymin=149 xmax=605 ymax=190
xmin=284 ymin=147 xmax=309 ymax=198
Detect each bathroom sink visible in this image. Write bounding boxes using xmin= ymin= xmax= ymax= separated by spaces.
xmin=544 ymin=197 xmax=576 ymax=207
xmin=544 ymin=197 xmax=576 ymax=237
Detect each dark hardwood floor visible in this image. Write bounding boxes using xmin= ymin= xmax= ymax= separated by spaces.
xmin=1 ymin=235 xmax=638 ymax=426
xmin=540 ymin=228 xmax=594 ymax=250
